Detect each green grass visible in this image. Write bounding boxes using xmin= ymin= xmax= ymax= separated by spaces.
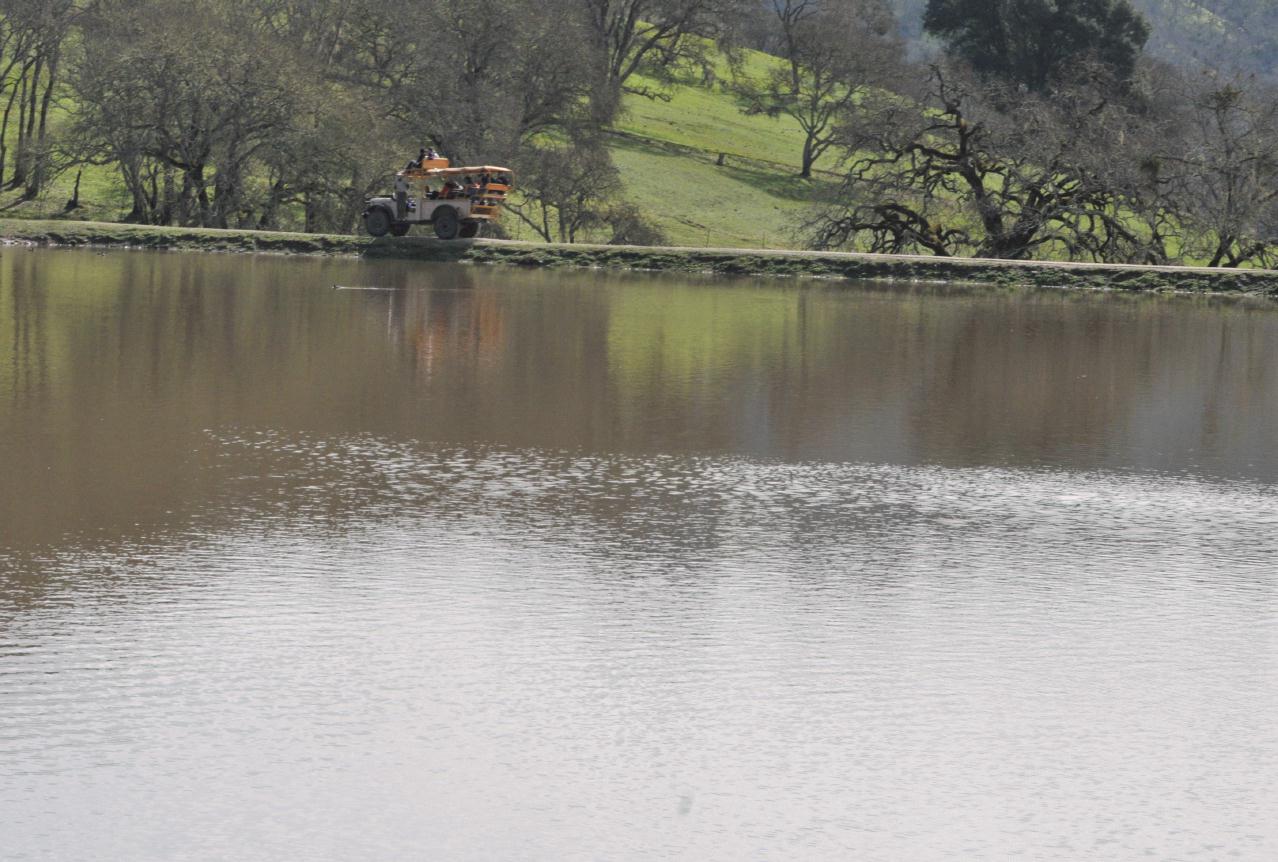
xmin=607 ymin=50 xmax=843 ymax=248
xmin=606 ymin=133 xmax=825 ymax=248
xmin=616 ymin=63 xmax=839 ymax=173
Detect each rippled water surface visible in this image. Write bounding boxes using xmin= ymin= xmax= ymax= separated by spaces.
xmin=3 ymin=249 xmax=1278 ymax=860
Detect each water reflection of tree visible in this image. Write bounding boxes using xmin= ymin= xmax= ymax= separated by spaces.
xmin=600 ymin=282 xmax=1278 ymax=475
xmin=908 ymin=294 xmax=1278 ymax=473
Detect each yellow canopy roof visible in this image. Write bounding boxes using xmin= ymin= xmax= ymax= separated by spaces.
xmin=402 ymin=165 xmax=513 ymax=178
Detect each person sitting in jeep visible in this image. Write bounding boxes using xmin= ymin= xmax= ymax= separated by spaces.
xmin=404 ymin=147 xmax=428 ymax=170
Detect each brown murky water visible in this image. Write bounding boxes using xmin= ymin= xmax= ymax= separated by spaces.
xmin=3 ymin=248 xmax=1277 ymax=860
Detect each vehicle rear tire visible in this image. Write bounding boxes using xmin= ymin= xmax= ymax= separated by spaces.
xmin=433 ymin=206 xmax=460 ymax=240
xmin=390 ymin=222 xmax=410 ymax=237
xmin=459 ymin=221 xmax=480 ymax=239
xmin=364 ymin=208 xmax=392 ymax=237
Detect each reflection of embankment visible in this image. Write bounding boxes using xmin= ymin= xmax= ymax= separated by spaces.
xmin=5 ymin=216 xmax=1278 ymax=296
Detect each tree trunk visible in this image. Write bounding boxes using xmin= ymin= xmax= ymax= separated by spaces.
xmin=123 ymin=159 xmax=148 ymax=223
xmin=9 ymin=67 xmax=29 ymax=189
xmin=0 ymin=66 xmax=25 ymax=185
xmin=304 ymin=193 xmax=319 ymax=233
xmin=26 ymin=51 xmax=60 ymax=200
xmin=176 ymin=168 xmax=198 ymax=225
xmin=190 ymin=164 xmax=211 ymax=226
xmin=11 ymin=54 xmax=42 ymax=193
xmin=212 ymin=171 xmax=234 ymax=229
xmin=257 ymin=178 xmax=286 ymax=230
xmin=1207 ymin=235 xmax=1232 ymax=268
xmin=145 ymin=167 xmax=158 ymax=222
xmin=158 ymin=168 xmax=176 ymax=225
xmin=24 ymin=54 xmax=40 ymax=141
xmin=64 ymin=169 xmax=82 ymax=211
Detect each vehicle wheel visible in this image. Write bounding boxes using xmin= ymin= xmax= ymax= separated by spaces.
xmin=364 ymin=208 xmax=392 ymax=237
xmin=390 ymin=222 xmax=410 ymax=237
xmin=459 ymin=221 xmax=480 ymax=239
xmin=433 ymin=206 xmax=460 ymax=240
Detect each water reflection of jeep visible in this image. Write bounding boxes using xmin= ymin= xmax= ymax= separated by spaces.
xmin=363 ymin=158 xmax=513 ymax=240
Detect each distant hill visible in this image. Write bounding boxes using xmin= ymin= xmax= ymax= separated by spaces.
xmin=888 ymin=0 xmax=1278 ymax=76
xmin=1132 ymin=0 xmax=1278 ymax=75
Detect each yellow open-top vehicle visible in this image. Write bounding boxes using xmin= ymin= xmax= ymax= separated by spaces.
xmin=363 ymin=157 xmax=513 ymax=239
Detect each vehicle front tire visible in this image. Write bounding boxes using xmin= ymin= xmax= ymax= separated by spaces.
xmin=433 ymin=206 xmax=460 ymax=240
xmin=390 ymin=222 xmax=410 ymax=237
xmin=459 ymin=221 xmax=481 ymax=239
xmin=364 ymin=208 xmax=392 ymax=237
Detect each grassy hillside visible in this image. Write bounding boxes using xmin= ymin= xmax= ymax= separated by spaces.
xmin=600 ymin=48 xmax=841 ymax=249
xmin=3 ymin=45 xmax=831 ymax=251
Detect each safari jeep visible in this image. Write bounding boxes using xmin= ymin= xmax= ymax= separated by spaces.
xmin=363 ymin=158 xmax=512 ymax=240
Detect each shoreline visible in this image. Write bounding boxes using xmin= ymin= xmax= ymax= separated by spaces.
xmin=4 ymin=217 xmax=1278 ymax=296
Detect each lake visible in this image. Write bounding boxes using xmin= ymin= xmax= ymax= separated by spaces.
xmin=2 ymin=248 xmax=1276 ymax=860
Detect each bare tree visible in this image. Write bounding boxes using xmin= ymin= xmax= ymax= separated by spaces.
xmin=369 ymin=0 xmax=598 ymax=166
xmin=0 ymin=0 xmax=83 ymax=198
xmin=70 ymin=0 xmax=394 ymax=230
xmin=58 ymin=0 xmax=616 ymax=231
xmin=736 ymin=0 xmax=902 ymax=178
xmin=577 ymin=0 xmax=749 ymax=119
xmin=507 ymin=140 xmax=624 ymax=243
xmin=0 ymin=10 xmax=38 ymax=190
xmin=809 ymin=63 xmax=1151 ymax=261
xmin=1156 ymin=74 xmax=1278 ymax=267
